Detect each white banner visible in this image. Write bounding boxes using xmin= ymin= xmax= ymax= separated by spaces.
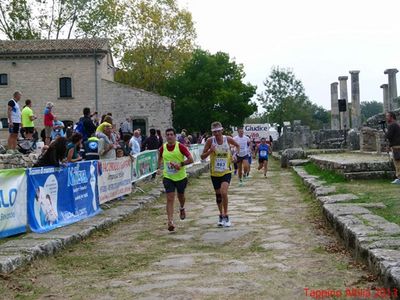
xmin=0 ymin=169 xmax=27 ymax=238
xmin=232 ymin=124 xmax=270 ymax=141
xmin=97 ymin=157 xmax=132 ymax=204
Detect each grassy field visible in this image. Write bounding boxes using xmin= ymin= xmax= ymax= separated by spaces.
xmin=302 ymin=162 xmax=400 ymax=225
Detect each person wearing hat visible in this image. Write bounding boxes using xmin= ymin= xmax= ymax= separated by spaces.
xmin=200 ymin=121 xmax=240 ymax=227
xmin=43 ymin=102 xmax=54 ymax=145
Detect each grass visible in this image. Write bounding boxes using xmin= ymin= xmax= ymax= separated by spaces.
xmin=303 ymin=162 xmax=346 ymax=184
xmin=299 ymin=162 xmax=400 ymax=226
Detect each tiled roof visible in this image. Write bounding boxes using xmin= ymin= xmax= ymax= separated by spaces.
xmin=0 ymin=38 xmax=109 ymax=55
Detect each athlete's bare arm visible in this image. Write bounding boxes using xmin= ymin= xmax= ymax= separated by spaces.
xmin=200 ymin=138 xmax=214 ymax=160
xmin=227 ymin=136 xmax=240 ymax=153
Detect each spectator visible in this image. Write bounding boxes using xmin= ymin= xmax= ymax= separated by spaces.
xmin=66 ymin=133 xmax=83 ymax=163
xmin=80 ymin=107 xmax=97 ymax=141
xmin=385 ymin=112 xmax=400 ymax=184
xmin=34 ymin=137 xmax=67 ymax=167
xmin=95 ymin=115 xmax=113 ymax=142
xmin=135 ymin=128 xmax=143 ymax=146
xmin=120 ymin=118 xmax=132 ymax=135
xmin=119 ymin=133 xmax=132 ymax=156
xmin=142 ymin=128 xmax=160 ymax=151
xmin=83 ymin=135 xmax=100 ymax=161
xmin=43 ymin=102 xmax=55 ymax=145
xmin=51 ymin=116 xmax=65 ymax=140
xmin=21 ymin=99 xmax=37 ymax=140
xmin=156 ymin=129 xmax=163 ymax=147
xmin=116 ymin=147 xmax=125 ymax=158
xmin=98 ymin=123 xmax=116 ymax=160
xmin=7 ymin=91 xmax=22 ymax=153
xmin=129 ymin=130 xmax=141 ymax=155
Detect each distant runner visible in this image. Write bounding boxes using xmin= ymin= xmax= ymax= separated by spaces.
xmin=201 ymin=121 xmax=239 ymax=227
xmin=233 ymin=127 xmax=251 ymax=185
xmin=257 ymin=137 xmax=272 ymax=177
xmin=158 ymin=128 xmax=193 ymax=232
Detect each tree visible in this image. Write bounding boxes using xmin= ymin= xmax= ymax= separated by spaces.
xmin=360 ymin=100 xmax=383 ymax=122
xmin=257 ymin=67 xmax=328 ymax=129
xmin=115 ymin=0 xmax=196 ymax=93
xmin=163 ymin=49 xmax=257 ymax=133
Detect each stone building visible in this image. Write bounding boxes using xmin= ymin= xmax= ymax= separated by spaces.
xmin=0 ymin=38 xmax=172 ymax=139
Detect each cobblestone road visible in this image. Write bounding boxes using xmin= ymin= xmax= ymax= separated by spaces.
xmin=0 ymin=159 xmax=377 ymax=299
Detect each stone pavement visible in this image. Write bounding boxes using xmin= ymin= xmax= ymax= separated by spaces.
xmin=0 ymin=159 xmax=378 ymax=299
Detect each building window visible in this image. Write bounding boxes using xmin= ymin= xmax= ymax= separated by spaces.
xmin=132 ymin=119 xmax=146 ymax=136
xmin=0 ymin=74 xmax=8 ymax=86
xmin=59 ymin=77 xmax=72 ymax=98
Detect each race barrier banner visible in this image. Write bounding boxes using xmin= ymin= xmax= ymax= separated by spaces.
xmin=27 ymin=161 xmax=100 ymax=233
xmin=98 ymin=157 xmax=132 ymax=204
xmin=0 ymin=169 xmax=27 ymax=238
xmin=188 ymin=144 xmax=204 ymax=166
xmin=132 ymin=150 xmax=158 ymax=182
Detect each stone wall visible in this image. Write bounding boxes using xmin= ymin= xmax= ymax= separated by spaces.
xmin=312 ymin=129 xmax=345 ymax=149
xmin=101 ymin=80 xmax=172 ymax=136
xmin=0 ymin=56 xmax=99 ymax=127
xmin=0 ymin=153 xmax=38 ymax=169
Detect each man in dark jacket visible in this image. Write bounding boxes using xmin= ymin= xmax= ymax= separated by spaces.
xmin=81 ymin=107 xmax=97 ymax=141
xmin=142 ymin=128 xmax=160 ymax=151
xmin=385 ymin=111 xmax=400 ymax=184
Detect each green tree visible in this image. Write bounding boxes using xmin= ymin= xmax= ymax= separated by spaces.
xmin=257 ymin=67 xmax=328 ymax=129
xmin=115 ymin=0 xmax=196 ymax=92
xmin=163 ymin=49 xmax=257 ymax=133
xmin=360 ymin=100 xmax=383 ymax=122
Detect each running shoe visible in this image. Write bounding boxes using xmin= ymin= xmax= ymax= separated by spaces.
xmin=223 ymin=215 xmax=231 ymax=227
xmin=391 ymin=178 xmax=400 ymax=184
xmin=218 ymin=215 xmax=224 ymax=227
xmin=238 ymin=179 xmax=243 ymax=187
xmin=179 ymin=207 xmax=186 ymax=220
xmin=168 ymin=222 xmax=175 ymax=232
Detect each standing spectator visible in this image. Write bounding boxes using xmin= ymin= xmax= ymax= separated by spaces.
xmin=83 ymin=135 xmax=100 ymax=161
xmin=51 ymin=116 xmax=65 ymax=140
xmin=21 ymin=99 xmax=37 ymax=140
xmin=43 ymin=102 xmax=54 ymax=145
xmin=80 ymin=107 xmax=97 ymax=141
xmin=142 ymin=129 xmax=160 ymax=151
xmin=120 ymin=118 xmax=132 ymax=135
xmin=385 ymin=112 xmax=400 ymax=184
xmin=129 ymin=130 xmax=141 ymax=155
xmin=66 ymin=133 xmax=83 ymax=163
xmin=34 ymin=137 xmax=67 ymax=167
xmin=156 ymin=129 xmax=163 ymax=147
xmin=136 ymin=128 xmax=143 ymax=146
xmin=98 ymin=123 xmax=116 ymax=160
xmin=7 ymin=91 xmax=22 ymax=152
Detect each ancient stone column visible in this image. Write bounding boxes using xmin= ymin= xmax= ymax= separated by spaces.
xmin=384 ymin=68 xmax=398 ymax=111
xmin=338 ymin=76 xmax=349 ymax=129
xmin=330 ymin=82 xmax=340 ymax=130
xmin=380 ymin=84 xmax=389 ymax=113
xmin=349 ymin=70 xmax=361 ymax=129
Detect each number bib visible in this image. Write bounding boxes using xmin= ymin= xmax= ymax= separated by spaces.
xmin=260 ymin=150 xmax=267 ymax=157
xmin=166 ymin=162 xmax=178 ymax=174
xmin=214 ymin=158 xmax=228 ymax=172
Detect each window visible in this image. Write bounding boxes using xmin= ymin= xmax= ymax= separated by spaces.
xmin=132 ymin=118 xmax=146 ymax=135
xmin=0 ymin=74 xmax=8 ymax=86
xmin=59 ymin=77 xmax=72 ymax=98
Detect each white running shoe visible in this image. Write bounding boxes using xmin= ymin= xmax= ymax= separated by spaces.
xmin=218 ymin=215 xmax=224 ymax=227
xmin=223 ymin=216 xmax=231 ymax=227
xmin=391 ymin=178 xmax=400 ymax=184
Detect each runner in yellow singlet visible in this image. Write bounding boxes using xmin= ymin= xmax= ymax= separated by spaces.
xmin=201 ymin=121 xmax=240 ymax=227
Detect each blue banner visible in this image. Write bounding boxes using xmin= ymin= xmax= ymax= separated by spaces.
xmin=27 ymin=161 xmax=101 ymax=233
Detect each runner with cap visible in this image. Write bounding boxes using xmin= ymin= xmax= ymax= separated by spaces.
xmin=201 ymin=121 xmax=240 ymax=227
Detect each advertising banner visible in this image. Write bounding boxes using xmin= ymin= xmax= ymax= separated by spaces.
xmin=132 ymin=150 xmax=158 ymax=182
xmin=232 ymin=124 xmax=270 ymax=141
xmin=188 ymin=144 xmax=204 ymax=165
xmin=27 ymin=161 xmax=100 ymax=233
xmin=0 ymin=169 xmax=27 ymax=238
xmin=98 ymin=157 xmax=132 ymax=204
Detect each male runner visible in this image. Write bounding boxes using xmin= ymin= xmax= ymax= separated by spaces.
xmin=257 ymin=137 xmax=271 ymax=177
xmin=201 ymin=121 xmax=240 ymax=227
xmin=158 ymin=128 xmax=193 ymax=231
xmin=233 ymin=127 xmax=251 ymax=185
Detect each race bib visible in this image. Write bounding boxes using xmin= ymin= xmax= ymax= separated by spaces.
xmin=214 ymin=158 xmax=228 ymax=172
xmin=166 ymin=162 xmax=178 ymax=174
xmin=260 ymin=150 xmax=267 ymax=157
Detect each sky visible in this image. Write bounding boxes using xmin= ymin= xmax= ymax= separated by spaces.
xmin=177 ymin=0 xmax=400 ymax=112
